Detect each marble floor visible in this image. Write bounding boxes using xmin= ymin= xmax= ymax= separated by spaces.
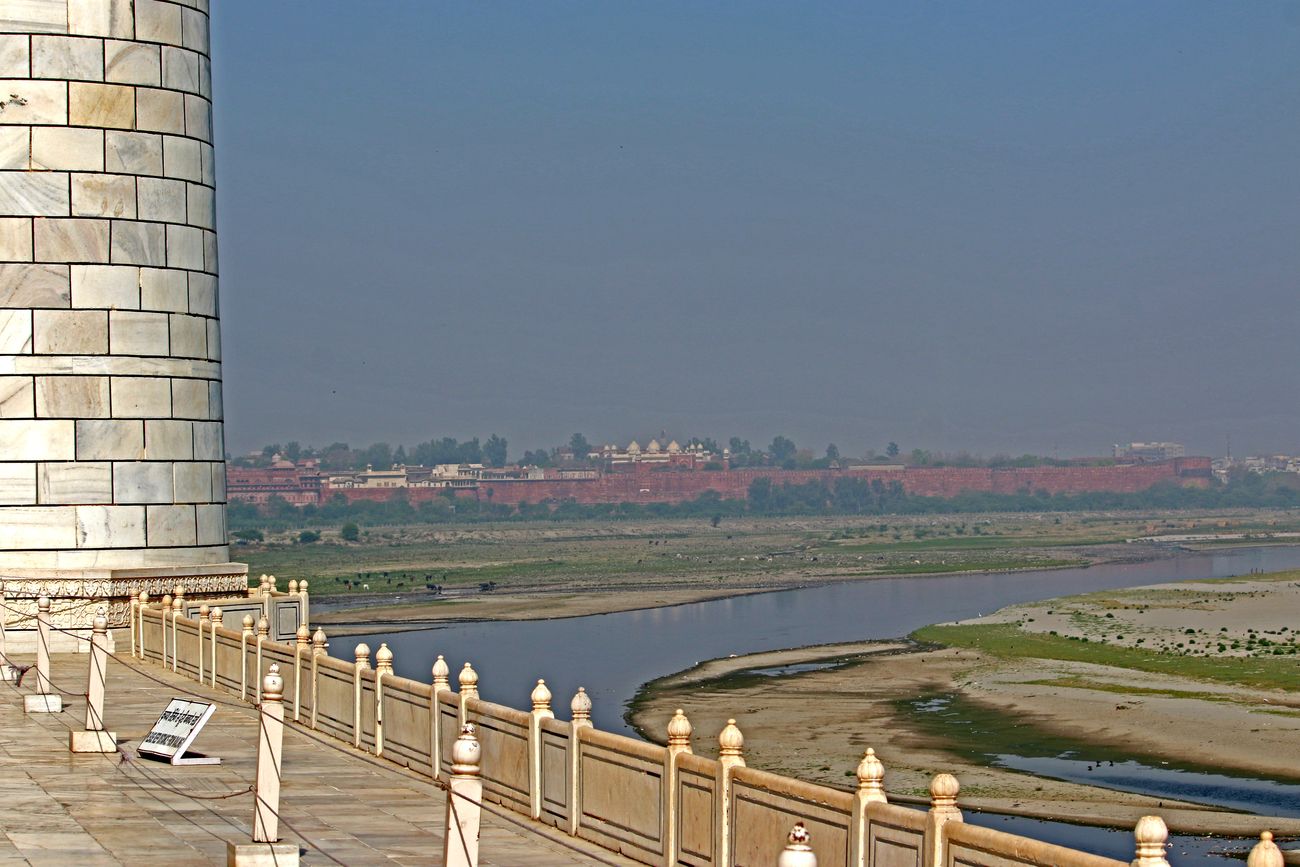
xmin=0 ymin=651 xmax=634 ymax=866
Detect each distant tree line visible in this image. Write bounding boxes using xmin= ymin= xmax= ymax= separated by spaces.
xmin=231 ymin=436 xmax=509 ymax=469
xmin=234 ymin=434 xmax=985 ymax=474
xmin=232 ymin=432 xmax=1136 ymax=477
xmin=227 ymin=473 xmax=1297 ymax=534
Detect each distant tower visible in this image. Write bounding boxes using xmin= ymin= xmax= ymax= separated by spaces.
xmin=0 ymin=0 xmax=244 ymax=638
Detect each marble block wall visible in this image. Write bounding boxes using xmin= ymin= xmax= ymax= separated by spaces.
xmin=0 ymin=0 xmax=228 ymax=569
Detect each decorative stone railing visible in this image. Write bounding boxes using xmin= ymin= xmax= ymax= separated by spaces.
xmin=176 ymin=575 xmax=309 ymax=642
xmin=129 ymin=592 xmax=1191 ymax=867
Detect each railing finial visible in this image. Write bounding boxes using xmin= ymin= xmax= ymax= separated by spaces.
xmin=719 ymin=718 xmax=745 ymax=765
xmin=1131 ymin=815 xmax=1170 ymax=867
xmin=570 ymin=686 xmax=592 ymax=726
xmin=458 ymin=662 xmax=479 ymax=700
xmin=777 ymin=822 xmax=816 ymax=867
xmin=432 ymin=655 xmax=450 ymax=692
xmin=856 ymin=748 xmax=887 ymax=804
xmin=376 ymin=642 xmax=394 ymax=675
xmin=1247 ymin=831 xmax=1283 ymax=867
xmin=263 ymin=663 xmax=284 ymax=702
xmin=667 ymin=708 xmax=693 ymax=754
xmin=530 ymin=679 xmax=552 ymax=715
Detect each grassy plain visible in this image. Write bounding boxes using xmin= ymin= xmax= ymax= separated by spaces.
xmin=912 ymin=620 xmax=1300 ymax=692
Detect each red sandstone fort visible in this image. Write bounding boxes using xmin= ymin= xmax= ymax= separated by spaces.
xmin=228 ymin=442 xmax=1212 ymax=508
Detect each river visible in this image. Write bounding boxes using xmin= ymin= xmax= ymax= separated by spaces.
xmin=334 ymin=544 xmax=1300 ymax=863
xmin=335 ymin=545 xmax=1300 ymax=734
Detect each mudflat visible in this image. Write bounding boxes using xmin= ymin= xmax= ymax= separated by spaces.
xmin=293 ymin=510 xmax=1300 ymax=629
xmin=631 ymin=569 xmax=1300 ymax=835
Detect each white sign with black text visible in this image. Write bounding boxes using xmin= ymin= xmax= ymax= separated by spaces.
xmin=138 ymin=698 xmax=220 ymax=765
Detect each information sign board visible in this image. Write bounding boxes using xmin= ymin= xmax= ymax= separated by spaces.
xmin=138 ymin=698 xmax=220 ymax=765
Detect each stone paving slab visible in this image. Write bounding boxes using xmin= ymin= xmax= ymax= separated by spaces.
xmin=0 ymin=652 xmax=635 ymax=866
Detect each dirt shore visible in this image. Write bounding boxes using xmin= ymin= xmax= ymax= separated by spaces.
xmin=630 ymin=574 xmax=1300 ymax=836
xmin=313 ymin=558 xmax=1096 ymax=634
xmin=313 ymin=584 xmax=783 ymax=634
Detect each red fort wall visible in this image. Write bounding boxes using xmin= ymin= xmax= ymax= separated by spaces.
xmin=299 ymin=457 xmax=1211 ymax=507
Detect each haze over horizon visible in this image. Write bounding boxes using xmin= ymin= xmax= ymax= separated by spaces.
xmin=213 ymin=2 xmax=1299 ymax=460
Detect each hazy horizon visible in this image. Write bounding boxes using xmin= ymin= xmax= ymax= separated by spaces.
xmin=212 ymin=3 xmax=1300 ymax=459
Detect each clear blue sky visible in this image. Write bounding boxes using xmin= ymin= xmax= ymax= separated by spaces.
xmin=212 ymin=2 xmax=1300 ymax=459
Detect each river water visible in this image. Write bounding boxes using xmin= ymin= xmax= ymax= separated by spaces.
xmin=335 ymin=545 xmax=1300 ymax=862
xmin=336 ymin=545 xmax=1300 ymax=734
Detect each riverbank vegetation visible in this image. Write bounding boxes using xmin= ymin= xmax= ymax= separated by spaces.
xmin=240 ymin=510 xmax=1300 ymax=618
xmin=912 ymin=622 xmax=1300 ymax=692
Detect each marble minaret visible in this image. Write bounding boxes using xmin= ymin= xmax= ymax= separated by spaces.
xmin=0 ymin=0 xmax=245 ymax=644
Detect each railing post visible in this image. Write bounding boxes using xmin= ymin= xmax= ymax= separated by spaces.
xmin=715 ymin=718 xmax=746 ymax=867
xmin=136 ymin=592 xmax=148 ymax=660
xmin=70 ymin=606 xmax=116 ymax=752
xmin=298 ymin=579 xmax=310 ymax=626
xmin=25 ymin=595 xmax=61 ymax=713
xmin=255 ymin=616 xmax=269 ymax=701
xmin=567 ymin=687 xmax=592 ymax=836
xmin=353 ymin=643 xmax=371 ymax=749
xmin=160 ymin=594 xmax=172 ymax=669
xmin=779 ymin=823 xmax=817 ymax=867
xmin=254 ymin=664 xmax=284 ymax=841
xmin=458 ymin=662 xmax=479 ymax=728
xmin=1247 ymin=831 xmax=1283 ymax=867
xmin=374 ymin=643 xmax=393 ymax=756
xmin=210 ymin=608 xmax=223 ymax=688
xmin=229 ymin=663 xmax=298 ymax=866
xmin=128 ymin=592 xmax=138 ymax=659
xmin=443 ymin=724 xmax=483 ymax=867
xmin=1131 ymin=816 xmax=1170 ymax=867
xmin=240 ymin=615 xmax=254 ymax=701
xmin=310 ymin=628 xmax=326 ymax=730
xmin=924 ymin=773 xmax=961 ymax=867
xmin=0 ymin=587 xmax=15 ymax=681
xmin=431 ymin=655 xmax=450 ymax=780
xmin=196 ymin=605 xmax=209 ymax=684
xmin=293 ymin=624 xmax=309 ymax=722
xmin=528 ymin=679 xmax=554 ymax=819
xmin=851 ymin=748 xmax=887 ymax=867
xmin=663 ymin=708 xmax=692 ymax=866
xmin=170 ymin=585 xmax=185 ymax=673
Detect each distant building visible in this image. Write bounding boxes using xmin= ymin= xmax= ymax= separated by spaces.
xmin=594 ymin=439 xmax=719 ymax=471
xmin=326 ymin=463 xmax=494 ymax=491
xmin=227 ymin=458 xmax=324 ymax=506
xmin=1113 ymin=442 xmax=1186 ymax=462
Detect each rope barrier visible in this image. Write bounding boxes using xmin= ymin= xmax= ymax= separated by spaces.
xmin=0 ymin=596 xmax=632 ymax=866
xmin=442 ymin=777 xmax=630 ymax=867
xmin=253 ymin=790 xmax=347 ymax=867
xmin=12 ymin=677 xmax=255 ymax=851
xmin=0 ymin=600 xmax=342 ymax=866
